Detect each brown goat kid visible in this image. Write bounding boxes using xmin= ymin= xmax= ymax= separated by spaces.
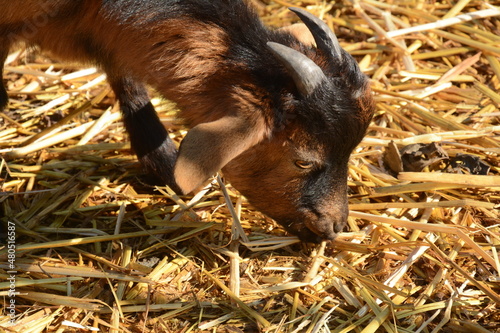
xmin=0 ymin=1 xmax=374 ymax=242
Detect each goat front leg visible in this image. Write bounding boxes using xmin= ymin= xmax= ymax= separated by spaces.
xmin=108 ymin=76 xmax=180 ymax=192
xmin=0 ymin=43 xmax=10 ymax=111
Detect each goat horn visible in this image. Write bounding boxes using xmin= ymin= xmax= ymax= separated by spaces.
xmin=289 ymin=7 xmax=342 ymax=61
xmin=267 ymin=41 xmax=327 ymax=96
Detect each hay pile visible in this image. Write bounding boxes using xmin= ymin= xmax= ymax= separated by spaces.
xmin=1 ymin=0 xmax=499 ymax=332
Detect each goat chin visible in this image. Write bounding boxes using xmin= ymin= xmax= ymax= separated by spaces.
xmin=0 ymin=0 xmax=374 ymax=242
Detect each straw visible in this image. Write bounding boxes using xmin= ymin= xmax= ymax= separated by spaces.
xmin=1 ymin=1 xmax=499 ymax=332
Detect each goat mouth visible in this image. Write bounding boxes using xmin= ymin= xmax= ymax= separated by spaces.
xmin=282 ymin=219 xmax=337 ymax=243
xmin=298 ymin=227 xmax=325 ymax=243
xmin=305 ymin=222 xmax=338 ymax=241
xmin=274 ymin=211 xmax=340 ymax=242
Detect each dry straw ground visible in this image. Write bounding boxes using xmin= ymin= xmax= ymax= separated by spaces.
xmin=1 ymin=0 xmax=500 ymax=332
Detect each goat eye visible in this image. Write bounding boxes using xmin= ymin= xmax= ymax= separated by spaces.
xmin=295 ymin=160 xmax=314 ymax=169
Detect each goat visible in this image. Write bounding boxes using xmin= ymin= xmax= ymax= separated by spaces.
xmin=0 ymin=0 xmax=374 ymax=243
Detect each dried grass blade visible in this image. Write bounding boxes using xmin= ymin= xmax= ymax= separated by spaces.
xmin=77 ymin=107 xmax=121 ymax=145
xmin=11 ymin=228 xmax=179 ymax=252
xmin=432 ymin=29 xmax=500 ymax=55
xmin=19 ymin=291 xmax=110 ymax=312
xmin=147 ymin=302 xmax=199 ymax=324
xmin=435 ymin=52 xmax=482 ymax=85
xmin=474 ymin=81 xmax=500 ymax=104
xmin=2 ymin=263 xmax=152 ymax=283
xmin=386 ymin=9 xmax=500 ymax=38
xmin=350 ymin=199 xmax=496 ymax=210
xmin=6 ymin=121 xmax=94 ymax=158
xmin=398 ymin=172 xmax=500 ymax=187
xmin=0 ymin=277 xmax=83 ymax=289
xmin=202 ymin=269 xmax=270 ymax=328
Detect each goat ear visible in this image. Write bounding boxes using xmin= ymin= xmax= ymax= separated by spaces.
xmin=174 ymin=116 xmax=267 ymax=194
xmin=279 ymin=23 xmax=316 ymax=47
